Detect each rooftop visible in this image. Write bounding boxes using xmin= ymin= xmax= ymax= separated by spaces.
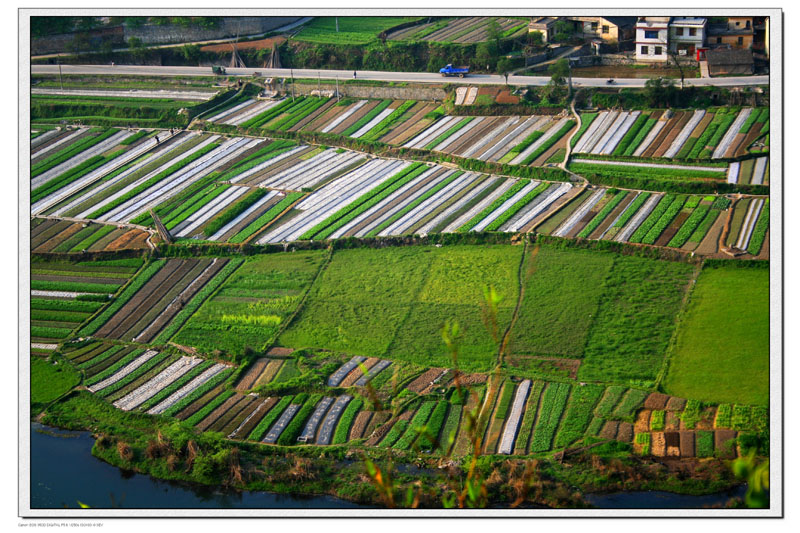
xmin=671 ymin=17 xmax=707 ymax=27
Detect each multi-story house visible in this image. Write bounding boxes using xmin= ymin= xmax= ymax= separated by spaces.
xmin=570 ymin=16 xmax=636 ymax=43
xmin=707 ymin=16 xmax=754 ymax=49
xmin=635 ymin=16 xmax=670 ymax=62
xmin=669 ymin=17 xmax=706 ymax=58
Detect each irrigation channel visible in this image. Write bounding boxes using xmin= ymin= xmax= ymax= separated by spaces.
xmin=31 ymin=423 xmax=748 ymax=510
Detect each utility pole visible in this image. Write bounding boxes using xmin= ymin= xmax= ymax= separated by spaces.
xmin=57 ymin=60 xmax=63 ymax=91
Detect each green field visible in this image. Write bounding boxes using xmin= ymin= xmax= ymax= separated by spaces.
xmin=578 ymin=254 xmax=695 ymax=385
xmin=31 ymin=356 xmax=80 ymax=413
xmin=508 ymin=246 xmax=614 ymax=359
xmin=279 ymin=245 xmax=522 ymax=371
xmin=663 ymin=265 xmax=769 ymax=405
xmin=293 ymin=17 xmax=423 ymax=44
xmin=174 ymin=251 xmax=325 ymax=357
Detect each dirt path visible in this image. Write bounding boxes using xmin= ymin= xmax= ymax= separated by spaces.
xmin=498 ymin=240 xmax=533 ymax=367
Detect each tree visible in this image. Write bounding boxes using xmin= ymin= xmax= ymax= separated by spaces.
xmin=528 ymin=31 xmax=544 ymax=46
xmin=553 ymin=20 xmax=574 ymax=42
xmin=128 ymin=37 xmax=148 ymax=62
xmin=545 ymin=58 xmax=570 ymax=104
xmin=475 ymin=42 xmax=498 ymax=71
xmin=497 ymin=58 xmax=514 ymax=85
xmin=180 ymin=44 xmax=202 ymax=65
xmin=644 ymin=77 xmax=677 ymax=107
xmin=487 ymin=19 xmax=502 ymax=50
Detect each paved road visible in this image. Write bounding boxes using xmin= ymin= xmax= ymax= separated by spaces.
xmin=31 ymin=64 xmax=770 ymax=88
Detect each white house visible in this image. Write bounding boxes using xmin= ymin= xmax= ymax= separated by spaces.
xmin=635 ymin=16 xmax=670 ymax=62
xmin=669 ymin=17 xmax=707 ymax=58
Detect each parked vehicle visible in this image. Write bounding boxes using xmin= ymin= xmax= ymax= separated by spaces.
xmin=440 ymin=64 xmax=470 ymax=78
xmin=212 ymin=66 xmax=226 ymax=75
xmin=606 ymin=78 xmax=615 ymax=85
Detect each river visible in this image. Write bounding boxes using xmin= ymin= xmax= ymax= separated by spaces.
xmin=29 ymin=423 xmax=746 ymax=510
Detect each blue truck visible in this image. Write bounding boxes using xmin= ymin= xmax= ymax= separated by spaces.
xmin=439 ymin=64 xmax=470 ymax=77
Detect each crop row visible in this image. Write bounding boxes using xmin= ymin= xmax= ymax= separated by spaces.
xmin=229 ymin=192 xmax=304 ymax=243
xmin=418 ymin=401 xmax=449 ymax=450
xmin=649 ymin=410 xmax=665 ymax=431
xmin=641 ymin=195 xmax=687 ymax=245
xmin=151 ymin=258 xmax=243 ymax=344
xmin=457 ymin=180 xmax=528 ymax=232
xmin=278 ymin=394 xmax=323 ymax=445
xmin=613 ymin=114 xmax=650 ymax=156
xmin=552 ymin=384 xmax=604 ymax=448
xmin=301 ymin=162 xmax=423 ymax=239
xmin=368 ymin=170 xmax=464 ymax=237
xmin=97 ymin=351 xmax=174 ymax=398
xmin=520 ymin=120 xmax=575 ymax=165
xmin=577 ymin=190 xmax=628 ymax=238
xmin=342 ymin=100 xmax=393 ymax=137
xmin=85 ymin=349 xmax=146 ymax=387
xmin=185 ymin=389 xmax=236 ymax=426
xmin=88 ymin=142 xmax=220 ymax=219
xmin=529 ymin=382 xmax=570 ymax=453
xmin=667 ymin=204 xmax=709 ymax=247
xmin=31 ymin=149 xmax=125 ymax=204
xmin=31 ymin=298 xmax=105 ymax=314
xmin=394 ymin=401 xmax=437 ymax=450
xmin=570 ymin=113 xmax=597 ymax=149
xmin=378 ymin=419 xmax=410 ymax=448
xmin=628 ymin=195 xmax=674 ymax=244
xmin=201 ymin=189 xmax=268 ymax=237
xmin=484 ymin=182 xmax=549 ymax=231
xmin=361 ymin=100 xmax=417 ymax=142
xmin=611 ymin=389 xmax=648 ymax=420
xmin=32 ymin=128 xmax=112 ymax=178
xmin=77 ymin=260 xmax=162 ymax=336
xmin=635 ymin=432 xmax=651 ymax=455
xmin=680 ymin=399 xmax=702 ymax=429
xmin=247 ymin=396 xmax=293 ymax=441
xmin=30 ymin=279 xmax=121 ymax=294
xmin=696 ymin=430 xmax=714 ymax=457
xmin=332 ymin=398 xmax=363 ymax=444
xmin=747 ymin=200 xmax=769 ymax=255
xmin=715 ymin=404 xmax=732 ymax=429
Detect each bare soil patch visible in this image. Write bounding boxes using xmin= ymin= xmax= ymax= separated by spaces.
xmin=350 ymin=411 xmax=373 ymax=440
xmin=679 ymin=431 xmax=695 ymax=457
xmin=644 ymin=393 xmax=670 ymax=410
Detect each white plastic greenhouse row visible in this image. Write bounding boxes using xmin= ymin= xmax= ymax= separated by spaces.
xmin=88 ymin=349 xmax=160 ymax=393
xmin=499 ymin=182 xmax=571 ymax=233
xmin=258 ymin=149 xmax=363 ymax=191
xmin=480 ymin=116 xmax=542 ymax=162
xmin=113 ymin=356 xmax=203 ymax=412
xmin=103 ymin=137 xmax=257 ymax=223
xmin=415 ymin=175 xmax=500 ymax=235
xmin=32 ymin=130 xmax=168 ymax=215
xmin=735 ymin=198 xmax=765 ymax=250
xmin=208 ymin=190 xmax=281 ymax=241
xmin=712 ymin=108 xmax=752 ymax=159
xmin=462 ymin=117 xmax=520 ymax=159
xmin=73 ymin=133 xmax=211 ymax=220
xmin=614 ymin=193 xmax=663 ymax=243
xmin=55 ymin=133 xmax=200 ymax=217
xmin=316 ymin=395 xmax=353 ymax=445
xmin=147 ymin=363 xmax=230 ymax=415
xmin=206 ymin=98 xmax=258 ymax=123
xmin=328 ymin=165 xmax=445 ymax=239
xmin=32 ymin=129 xmax=134 ymax=190
xmin=664 ymin=110 xmax=706 ymax=159
xmin=228 ymin=145 xmax=308 ymax=184
xmin=31 ymin=128 xmax=68 ymax=151
xmin=403 ymin=115 xmax=462 ymax=149
xmin=321 ymin=100 xmax=369 ymax=133
xmin=552 ymin=188 xmax=605 ymax=238
xmin=497 ymin=380 xmax=531 ymax=455
xmin=471 ymin=179 xmax=541 ymax=232
xmin=173 ymin=185 xmax=250 ymax=237
xmin=440 ymin=179 xmax=516 ymax=233
xmin=350 ymin=107 xmax=395 ymax=139
xmin=260 ymin=159 xmax=407 ymax=243
xmin=31 ymin=127 xmax=88 ymax=160
xmin=379 ymin=170 xmax=477 ymax=236
xmin=225 ymin=99 xmax=284 ymax=126
xmin=510 ymin=118 xmax=571 ymax=165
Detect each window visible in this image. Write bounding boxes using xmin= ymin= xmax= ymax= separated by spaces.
xmin=591 ymin=22 xmax=598 ymax=31
xmin=602 ymin=25 xmax=609 ymax=34
xmin=645 ymin=30 xmax=658 ymax=39
xmin=689 ymin=28 xmax=697 ymax=36
xmin=675 ymin=27 xmax=684 ymax=36
xmin=738 ymin=36 xmax=744 ymax=45
xmin=717 ymin=37 xmax=722 ymax=44
xmin=641 ymin=45 xmax=648 ymax=55
xmin=655 ymin=46 xmax=662 ymax=55
xmin=735 ymin=21 xmax=741 ymax=27
xmin=746 ymin=20 xmax=751 ymax=29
